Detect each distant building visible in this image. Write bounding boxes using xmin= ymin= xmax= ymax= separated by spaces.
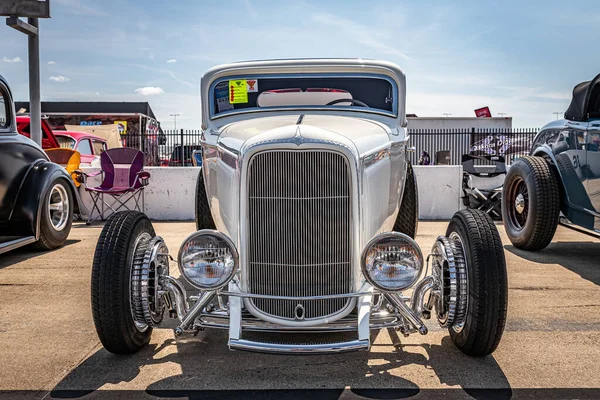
xmin=407 ymin=116 xmax=512 ymax=130
xmin=14 ymin=101 xmax=163 ymax=134
xmin=16 ymin=101 xmax=165 ymax=165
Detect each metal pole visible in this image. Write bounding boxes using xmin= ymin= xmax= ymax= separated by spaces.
xmin=180 ymin=128 xmax=184 ymax=166
xmin=27 ymin=18 xmax=41 ymax=146
xmin=138 ymin=114 xmax=142 ymax=151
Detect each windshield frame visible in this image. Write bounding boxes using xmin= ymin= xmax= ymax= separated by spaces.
xmin=55 ymin=135 xmax=76 ymax=149
xmin=208 ymin=72 xmax=398 ymax=120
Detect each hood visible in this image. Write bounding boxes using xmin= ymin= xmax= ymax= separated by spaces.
xmin=217 ymin=114 xmax=392 ymax=157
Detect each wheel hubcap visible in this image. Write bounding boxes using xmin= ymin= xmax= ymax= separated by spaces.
xmin=507 ymin=177 xmax=529 ymax=229
xmin=48 ymin=184 xmax=69 ymax=231
xmin=515 ymin=193 xmax=525 ymax=214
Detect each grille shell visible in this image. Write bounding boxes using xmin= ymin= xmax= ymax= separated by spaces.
xmin=246 ymin=150 xmax=353 ymax=321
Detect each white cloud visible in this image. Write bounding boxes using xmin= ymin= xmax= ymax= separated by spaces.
xmin=50 ymin=75 xmax=70 ymax=82
xmin=2 ymin=57 xmax=22 ymax=63
xmin=167 ymin=59 xmax=177 ymax=63
xmin=95 ymin=92 xmax=100 ymax=96
xmin=134 ymin=86 xmax=164 ymax=96
xmin=48 ymin=61 xmax=56 ymax=65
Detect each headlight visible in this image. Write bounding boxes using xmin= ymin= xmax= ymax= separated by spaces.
xmin=361 ymin=232 xmax=423 ymax=292
xmin=177 ymin=230 xmax=238 ymax=290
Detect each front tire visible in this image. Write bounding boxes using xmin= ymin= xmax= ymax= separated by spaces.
xmin=34 ymin=178 xmax=74 ymax=250
xmin=502 ymin=156 xmax=560 ymax=250
xmin=393 ymin=162 xmax=418 ymax=239
xmin=91 ymin=211 xmax=155 ymax=354
xmin=446 ymin=209 xmax=508 ymax=356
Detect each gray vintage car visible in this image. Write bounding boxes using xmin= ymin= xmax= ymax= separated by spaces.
xmin=503 ymin=73 xmax=600 ymax=250
xmin=91 ymin=59 xmax=507 ymax=356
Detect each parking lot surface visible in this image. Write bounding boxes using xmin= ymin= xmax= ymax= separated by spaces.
xmin=0 ymin=221 xmax=599 ymax=398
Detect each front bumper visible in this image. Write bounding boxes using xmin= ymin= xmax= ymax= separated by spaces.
xmin=165 ymin=279 xmax=434 ymax=354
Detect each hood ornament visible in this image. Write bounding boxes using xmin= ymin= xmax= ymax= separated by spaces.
xmin=291 ymin=127 xmax=304 ymax=146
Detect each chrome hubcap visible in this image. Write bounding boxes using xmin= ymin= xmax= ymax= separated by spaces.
xmin=515 ymin=193 xmax=525 ymax=214
xmin=48 ymin=184 xmax=69 ymax=231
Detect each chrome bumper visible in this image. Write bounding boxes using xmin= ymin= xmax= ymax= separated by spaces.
xmin=229 ymin=338 xmax=370 ymax=354
xmin=164 ymin=275 xmax=433 ymax=355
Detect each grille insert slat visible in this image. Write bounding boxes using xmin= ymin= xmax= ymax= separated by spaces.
xmin=247 ymin=150 xmax=352 ymax=320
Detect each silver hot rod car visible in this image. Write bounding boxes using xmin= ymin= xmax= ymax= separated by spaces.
xmin=92 ymin=59 xmax=507 ymax=356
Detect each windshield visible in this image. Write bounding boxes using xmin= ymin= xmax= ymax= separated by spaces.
xmin=56 ymin=135 xmax=76 ymax=149
xmin=211 ymin=75 xmax=396 ymax=118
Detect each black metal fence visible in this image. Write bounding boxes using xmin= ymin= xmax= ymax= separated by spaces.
xmin=123 ymin=128 xmax=538 ymax=167
xmin=406 ymin=128 xmax=538 ymax=166
xmin=123 ymin=129 xmax=204 ymax=166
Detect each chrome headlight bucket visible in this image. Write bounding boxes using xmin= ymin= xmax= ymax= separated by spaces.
xmin=177 ymin=230 xmax=239 ymax=290
xmin=361 ymin=232 xmax=424 ymax=292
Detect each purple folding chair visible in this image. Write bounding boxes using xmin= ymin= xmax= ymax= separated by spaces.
xmin=84 ymin=148 xmax=151 ymax=224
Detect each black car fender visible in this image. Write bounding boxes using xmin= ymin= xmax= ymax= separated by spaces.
xmin=532 ymin=146 xmax=595 ymax=228
xmin=11 ymin=160 xmax=88 ymax=238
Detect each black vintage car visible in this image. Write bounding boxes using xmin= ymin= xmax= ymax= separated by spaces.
xmin=0 ymin=74 xmax=86 ymax=255
xmin=503 ymin=73 xmax=600 ymax=250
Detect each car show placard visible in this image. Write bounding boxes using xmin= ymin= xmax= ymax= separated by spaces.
xmin=229 ymin=79 xmax=248 ymax=104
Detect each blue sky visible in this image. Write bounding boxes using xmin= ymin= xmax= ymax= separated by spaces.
xmin=0 ymin=0 xmax=598 ymax=128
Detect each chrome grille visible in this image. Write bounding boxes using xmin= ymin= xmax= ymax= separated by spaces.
xmin=247 ymin=150 xmax=352 ymax=320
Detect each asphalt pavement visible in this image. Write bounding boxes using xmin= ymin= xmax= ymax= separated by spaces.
xmin=0 ymin=221 xmax=599 ymax=399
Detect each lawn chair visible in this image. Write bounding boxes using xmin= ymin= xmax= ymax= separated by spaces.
xmin=461 ymin=154 xmax=506 ymax=220
xmin=191 ymin=149 xmax=203 ymax=167
xmin=435 ymin=150 xmax=451 ymax=165
xmin=84 ymin=148 xmax=150 ymax=224
xmin=45 ymin=148 xmax=83 ymax=187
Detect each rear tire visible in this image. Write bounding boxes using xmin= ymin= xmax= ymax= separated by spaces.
xmin=34 ymin=178 xmax=73 ymax=250
xmin=91 ymin=211 xmax=155 ymax=354
xmin=393 ymin=162 xmax=418 ymax=239
xmin=446 ymin=209 xmax=508 ymax=356
xmin=502 ymin=156 xmax=560 ymax=250
xmin=195 ymin=168 xmax=216 ymax=231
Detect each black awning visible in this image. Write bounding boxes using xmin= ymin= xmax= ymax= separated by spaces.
xmin=565 ymin=73 xmax=600 ymax=121
xmin=14 ymin=101 xmax=159 ymax=120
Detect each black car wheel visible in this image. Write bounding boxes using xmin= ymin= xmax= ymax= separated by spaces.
xmin=195 ymin=168 xmax=216 ymax=231
xmin=34 ymin=178 xmax=73 ymax=250
xmin=91 ymin=211 xmax=156 ymax=354
xmin=393 ymin=161 xmax=418 ymax=239
xmin=446 ymin=209 xmax=508 ymax=356
xmin=502 ymin=156 xmax=560 ymax=251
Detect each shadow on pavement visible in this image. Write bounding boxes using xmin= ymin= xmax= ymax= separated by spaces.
xmin=0 ymin=239 xmax=81 ymax=270
xmin=49 ymin=328 xmax=511 ymax=399
xmin=505 ymin=241 xmax=600 ymax=286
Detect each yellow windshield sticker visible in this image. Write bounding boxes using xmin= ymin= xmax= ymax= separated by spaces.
xmin=229 ymin=80 xmax=248 ymax=104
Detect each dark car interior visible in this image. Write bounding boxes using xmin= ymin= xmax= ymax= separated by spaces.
xmin=213 ymin=76 xmax=394 ymax=116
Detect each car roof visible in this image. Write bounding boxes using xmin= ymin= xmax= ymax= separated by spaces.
xmin=54 ymin=130 xmax=106 ymax=141
xmin=540 ymin=119 xmax=568 ymax=131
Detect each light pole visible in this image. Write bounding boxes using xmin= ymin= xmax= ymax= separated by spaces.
xmin=170 ymin=113 xmax=180 ymax=131
xmin=3 ymin=1 xmax=51 ymax=146
xmin=553 ymin=112 xmax=562 ymax=120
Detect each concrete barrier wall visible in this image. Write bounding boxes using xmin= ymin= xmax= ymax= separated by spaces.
xmin=79 ymin=167 xmax=200 ymax=221
xmin=413 ymin=165 xmax=463 ymax=220
xmin=80 ymin=165 xmax=463 ymax=221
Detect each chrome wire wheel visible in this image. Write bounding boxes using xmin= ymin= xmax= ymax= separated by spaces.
xmin=506 ymin=176 xmax=529 ymax=230
xmin=448 ymin=231 xmax=468 ymax=334
xmin=129 ymin=232 xmax=153 ymax=333
xmin=48 ymin=184 xmax=70 ymax=232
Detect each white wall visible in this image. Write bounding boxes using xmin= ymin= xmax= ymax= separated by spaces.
xmin=80 ymin=165 xmax=463 ymax=221
xmin=79 ymin=167 xmax=199 ymax=221
xmin=413 ymin=165 xmax=463 ymax=219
